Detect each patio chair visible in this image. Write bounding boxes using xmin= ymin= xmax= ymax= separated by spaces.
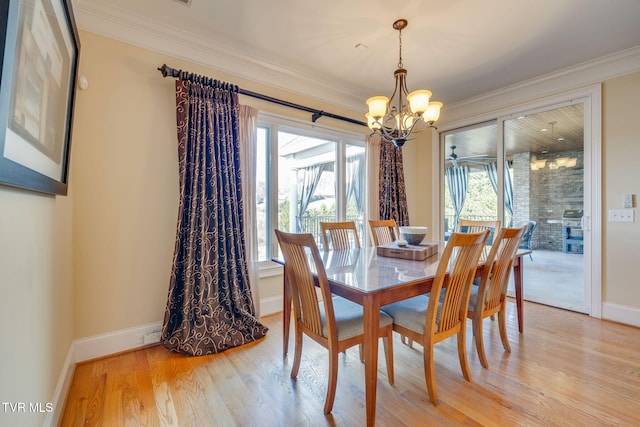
xmin=274 ymin=230 xmax=394 ymax=414
xmin=516 ymin=220 xmax=537 ymax=260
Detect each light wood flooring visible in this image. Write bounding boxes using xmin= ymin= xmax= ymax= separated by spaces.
xmin=60 ymin=301 xmax=640 ymax=426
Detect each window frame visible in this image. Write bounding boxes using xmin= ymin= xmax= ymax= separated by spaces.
xmin=256 ymin=113 xmax=366 ymax=268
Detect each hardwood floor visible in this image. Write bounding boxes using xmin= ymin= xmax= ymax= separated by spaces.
xmin=60 ymin=301 xmax=640 ymax=426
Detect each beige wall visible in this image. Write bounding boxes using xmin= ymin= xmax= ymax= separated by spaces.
xmin=0 ymin=186 xmax=74 ymax=426
xmin=72 ymin=31 xmax=367 ymax=338
xmin=406 ymin=130 xmax=435 ymax=234
xmin=603 ymin=73 xmax=640 ymax=307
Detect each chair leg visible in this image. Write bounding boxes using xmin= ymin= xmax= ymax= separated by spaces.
xmin=457 ymin=325 xmax=472 ymax=382
xmin=474 ymin=317 xmax=489 ymax=369
xmin=401 ymin=335 xmax=414 ymax=348
xmin=423 ymin=339 xmax=438 ymax=405
xmin=291 ymin=327 xmax=303 ymax=379
xmin=498 ymin=308 xmax=512 ymax=353
xmin=324 ymin=347 xmax=339 ymax=414
xmin=382 ymin=330 xmax=394 ymax=385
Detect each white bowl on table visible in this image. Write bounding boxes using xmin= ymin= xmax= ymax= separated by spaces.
xmin=399 ymin=226 xmax=428 ymax=245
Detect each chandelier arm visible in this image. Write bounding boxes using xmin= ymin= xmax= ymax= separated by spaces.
xmin=388 ymin=77 xmax=400 ymax=112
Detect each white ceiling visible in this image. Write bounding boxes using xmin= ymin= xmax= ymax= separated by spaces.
xmin=72 ymin=0 xmax=640 ymax=113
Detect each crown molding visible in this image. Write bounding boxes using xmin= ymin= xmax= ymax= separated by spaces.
xmin=72 ymin=0 xmax=368 ymax=113
xmin=442 ymin=46 xmax=640 ymax=123
xmin=72 ymin=1 xmax=640 ymax=124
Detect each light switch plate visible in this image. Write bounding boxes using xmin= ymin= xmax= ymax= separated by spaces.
xmin=623 ymin=193 xmax=634 ymax=208
xmin=608 ymin=209 xmax=634 ymax=222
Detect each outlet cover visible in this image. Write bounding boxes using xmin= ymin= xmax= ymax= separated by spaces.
xmin=608 ymin=209 xmax=634 ymax=222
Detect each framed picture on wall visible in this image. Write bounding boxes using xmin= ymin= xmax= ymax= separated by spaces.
xmin=0 ymin=0 xmax=80 ymax=195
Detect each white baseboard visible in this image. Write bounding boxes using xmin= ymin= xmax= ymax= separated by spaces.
xmin=43 ymin=346 xmax=75 ymax=427
xmin=602 ymin=302 xmax=640 ymax=328
xmin=260 ymin=295 xmax=284 ymax=317
xmin=73 ymin=321 xmax=164 ymax=363
xmin=68 ymin=297 xmax=284 ymax=365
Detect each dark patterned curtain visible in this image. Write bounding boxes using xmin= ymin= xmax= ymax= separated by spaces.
xmin=161 ymin=79 xmax=268 ymax=356
xmin=379 ymin=139 xmax=410 ymax=226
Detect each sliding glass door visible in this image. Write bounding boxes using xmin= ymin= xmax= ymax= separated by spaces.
xmin=441 ymin=101 xmax=590 ymax=313
xmin=503 ymin=103 xmax=587 ymax=312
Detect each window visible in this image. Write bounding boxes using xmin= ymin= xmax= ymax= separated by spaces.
xmin=256 ymin=116 xmax=366 ymax=262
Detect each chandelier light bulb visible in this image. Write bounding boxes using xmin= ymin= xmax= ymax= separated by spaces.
xmin=424 ymin=102 xmax=443 ymax=124
xmin=407 ymin=90 xmax=431 ymax=115
xmin=366 ymin=96 xmax=389 ymax=121
xmin=365 ymin=112 xmax=382 ymax=130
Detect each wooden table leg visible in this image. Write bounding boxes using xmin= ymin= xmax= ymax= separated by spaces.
xmin=283 ymin=272 xmax=291 ymax=357
xmin=363 ymin=294 xmax=380 ymax=427
xmin=513 ymin=254 xmax=524 ymax=333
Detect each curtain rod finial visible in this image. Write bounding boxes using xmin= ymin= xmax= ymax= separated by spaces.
xmin=158 ymin=64 xmax=178 ymax=78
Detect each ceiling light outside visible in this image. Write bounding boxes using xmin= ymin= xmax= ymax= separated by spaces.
xmin=530 ymin=157 xmax=577 ymax=170
xmin=366 ymin=19 xmax=442 ymax=148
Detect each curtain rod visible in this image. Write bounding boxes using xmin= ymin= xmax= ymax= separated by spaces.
xmin=157 ymin=64 xmax=367 ymax=128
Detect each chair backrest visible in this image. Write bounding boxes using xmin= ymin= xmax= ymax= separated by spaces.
xmin=457 ymin=219 xmax=500 ymax=247
xmin=368 ymin=219 xmax=399 ymax=246
xmin=427 ymin=230 xmax=490 ymax=336
xmin=473 ymin=226 xmax=526 ymax=315
xmin=320 ymin=221 xmax=361 ymax=250
xmin=274 ymin=230 xmax=336 ymax=340
xmin=457 ymin=219 xmax=501 ymax=234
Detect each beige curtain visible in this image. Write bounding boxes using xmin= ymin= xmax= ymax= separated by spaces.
xmin=238 ymin=105 xmax=261 ymax=316
xmin=365 ymin=134 xmax=381 ymax=245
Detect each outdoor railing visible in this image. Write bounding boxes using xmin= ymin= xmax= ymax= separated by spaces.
xmin=297 ymin=215 xmax=365 ymax=249
xmin=444 ymin=214 xmax=500 ymax=232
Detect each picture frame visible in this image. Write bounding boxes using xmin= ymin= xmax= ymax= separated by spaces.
xmin=0 ymin=0 xmax=80 ymax=195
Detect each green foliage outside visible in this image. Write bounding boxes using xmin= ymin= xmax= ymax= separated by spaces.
xmin=444 ymin=170 xmax=498 ymax=230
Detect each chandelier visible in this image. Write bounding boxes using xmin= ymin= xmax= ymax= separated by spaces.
xmin=366 ymin=19 xmax=442 ymax=149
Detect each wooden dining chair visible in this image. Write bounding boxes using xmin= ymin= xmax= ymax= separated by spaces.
xmin=368 ymin=218 xmax=415 ymax=347
xmin=381 ymin=230 xmax=490 ymax=405
xmin=457 ymin=219 xmax=500 ymax=241
xmin=274 ymin=230 xmax=394 ymax=414
xmin=457 ymin=219 xmax=500 ymax=259
xmin=320 ymin=221 xmax=361 ymax=250
xmin=467 ymin=226 xmax=526 ymax=368
xmin=368 ymin=219 xmax=399 ymax=246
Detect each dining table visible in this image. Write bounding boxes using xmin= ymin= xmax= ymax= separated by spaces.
xmin=277 ymin=242 xmax=531 ymax=427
